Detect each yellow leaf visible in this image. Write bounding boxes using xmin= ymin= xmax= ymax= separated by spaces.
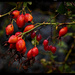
xmin=56 ymin=26 xmax=58 ymax=30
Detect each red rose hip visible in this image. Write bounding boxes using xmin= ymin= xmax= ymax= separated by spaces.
xmin=16 ymin=39 xmax=26 ymax=52
xmin=23 ymin=24 xmax=34 ymax=32
xmin=43 ymin=39 xmax=48 ymax=46
xmin=59 ymin=27 xmax=68 ymax=37
xmin=5 ymin=24 xmax=14 ymax=35
xmin=31 ymin=32 xmax=36 ymax=38
xmin=16 ymin=14 xmax=25 ymax=28
xmin=48 ymin=45 xmax=52 ymax=51
xmin=44 ymin=45 xmax=49 ymax=51
xmin=51 ymin=46 xmax=56 ymax=54
xmin=15 ymin=32 xmax=22 ymax=37
xmin=27 ymin=49 xmax=33 ymax=59
xmin=20 ymin=46 xmax=27 ymax=55
xmin=8 ymin=35 xmax=18 ymax=44
xmin=24 ymin=13 xmax=33 ymax=23
xmin=10 ymin=10 xmax=20 ymax=18
xmin=9 ymin=43 xmax=16 ymax=49
xmin=32 ymin=47 xmax=39 ymax=57
xmin=36 ymin=34 xmax=42 ymax=41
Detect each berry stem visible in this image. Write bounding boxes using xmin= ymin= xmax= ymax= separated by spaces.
xmin=0 ymin=7 xmax=16 ymax=17
xmin=18 ymin=21 xmax=75 ymax=38
xmin=34 ymin=36 xmax=36 ymax=47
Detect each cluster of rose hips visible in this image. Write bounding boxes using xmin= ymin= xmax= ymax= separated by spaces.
xmin=4 ymin=8 xmax=68 ymax=68
xmin=5 ymin=9 xmax=43 ymax=62
xmin=43 ymin=26 xmax=68 ymax=53
xmin=43 ymin=39 xmax=56 ymax=53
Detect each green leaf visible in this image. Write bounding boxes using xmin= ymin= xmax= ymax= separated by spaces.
xmin=51 ymin=55 xmax=57 ymax=59
xmin=23 ymin=2 xmax=27 ymax=7
xmin=57 ymin=2 xmax=67 ymax=14
xmin=31 ymin=39 xmax=35 ymax=45
xmin=64 ymin=64 xmax=71 ymax=72
xmin=57 ymin=41 xmax=68 ymax=48
xmin=66 ymin=2 xmax=72 ymax=6
xmin=67 ymin=6 xmax=75 ymax=11
xmin=27 ymin=2 xmax=32 ymax=5
xmin=58 ymin=66 xmax=63 ymax=72
xmin=71 ymin=25 xmax=75 ymax=31
xmin=71 ymin=14 xmax=75 ymax=17
xmin=63 ymin=33 xmax=73 ymax=37
xmin=59 ymin=48 xmax=64 ymax=53
xmin=67 ymin=25 xmax=72 ymax=28
xmin=31 ymin=38 xmax=39 ymax=45
xmin=47 ymin=69 xmax=53 ymax=73
xmin=70 ymin=71 xmax=75 ymax=73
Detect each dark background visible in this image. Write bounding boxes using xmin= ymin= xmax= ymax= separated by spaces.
xmin=0 ymin=2 xmax=75 ymax=73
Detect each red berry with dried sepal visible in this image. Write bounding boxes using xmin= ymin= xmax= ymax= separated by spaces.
xmin=16 ymin=39 xmax=26 ymax=52
xmin=32 ymin=47 xmax=39 ymax=57
xmin=20 ymin=46 xmax=27 ymax=55
xmin=16 ymin=14 xmax=25 ymax=28
xmin=9 ymin=43 xmax=16 ymax=49
xmin=44 ymin=45 xmax=49 ymax=51
xmin=15 ymin=32 xmax=22 ymax=37
xmin=48 ymin=45 xmax=52 ymax=51
xmin=5 ymin=24 xmax=14 ymax=35
xmin=43 ymin=39 xmax=49 ymax=46
xmin=24 ymin=13 xmax=33 ymax=23
xmin=17 ymin=37 xmax=22 ymax=40
xmin=31 ymin=31 xmax=36 ymax=38
xmin=23 ymin=24 xmax=34 ymax=32
xmin=10 ymin=10 xmax=20 ymax=19
xmin=59 ymin=27 xmax=68 ymax=37
xmin=36 ymin=34 xmax=42 ymax=41
xmin=51 ymin=46 xmax=56 ymax=54
xmin=27 ymin=49 xmax=33 ymax=59
xmin=8 ymin=35 xmax=18 ymax=44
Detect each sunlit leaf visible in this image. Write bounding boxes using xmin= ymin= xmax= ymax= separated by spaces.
xmin=27 ymin=2 xmax=32 ymax=5
xmin=23 ymin=2 xmax=27 ymax=7
xmin=63 ymin=33 xmax=73 ymax=37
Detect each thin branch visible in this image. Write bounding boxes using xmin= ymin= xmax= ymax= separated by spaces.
xmin=71 ymin=2 xmax=75 ymax=7
xmin=0 ymin=7 xmax=16 ymax=17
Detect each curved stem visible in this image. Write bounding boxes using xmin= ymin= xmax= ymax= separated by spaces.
xmin=18 ymin=21 xmax=75 ymax=37
xmin=0 ymin=7 xmax=16 ymax=17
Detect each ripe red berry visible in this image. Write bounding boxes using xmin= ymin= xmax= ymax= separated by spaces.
xmin=10 ymin=10 xmax=20 ymax=18
xmin=36 ymin=34 xmax=42 ymax=41
xmin=27 ymin=49 xmax=33 ymax=59
xmin=9 ymin=43 xmax=16 ymax=49
xmin=20 ymin=46 xmax=27 ymax=55
xmin=16 ymin=39 xmax=26 ymax=52
xmin=15 ymin=32 xmax=22 ymax=37
xmin=32 ymin=47 xmax=39 ymax=57
xmin=44 ymin=45 xmax=49 ymax=51
xmin=48 ymin=45 xmax=52 ymax=51
xmin=24 ymin=13 xmax=33 ymax=23
xmin=8 ymin=35 xmax=18 ymax=44
xmin=16 ymin=14 xmax=25 ymax=28
xmin=17 ymin=37 xmax=22 ymax=40
xmin=68 ymin=9 xmax=70 ymax=11
xmin=43 ymin=39 xmax=48 ymax=46
xmin=23 ymin=24 xmax=34 ymax=32
xmin=59 ymin=27 xmax=68 ymax=37
xmin=51 ymin=46 xmax=56 ymax=54
xmin=5 ymin=24 xmax=14 ymax=35
xmin=31 ymin=32 xmax=36 ymax=38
